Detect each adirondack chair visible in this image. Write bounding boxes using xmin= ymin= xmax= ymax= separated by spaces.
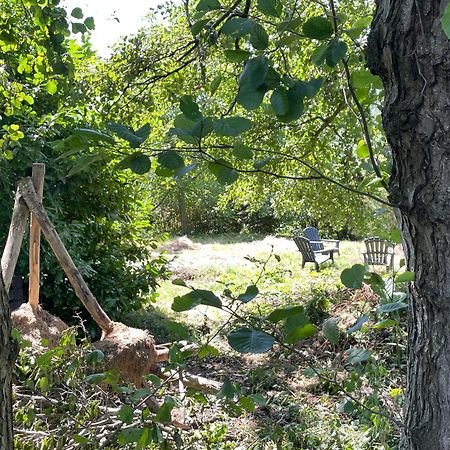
xmin=363 ymin=237 xmax=395 ymax=270
xmin=293 ymin=236 xmax=334 ymax=271
xmin=304 ymin=226 xmax=340 ymax=255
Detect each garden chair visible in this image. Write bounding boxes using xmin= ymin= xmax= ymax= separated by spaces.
xmin=363 ymin=237 xmax=395 ymax=271
xmin=304 ymin=226 xmax=340 ymax=255
xmin=293 ymin=236 xmax=335 ymax=271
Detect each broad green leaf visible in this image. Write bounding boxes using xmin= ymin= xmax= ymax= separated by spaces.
xmin=283 ymin=313 xmax=316 ymax=343
xmin=155 ymin=396 xmax=176 ymax=423
xmin=72 ymin=22 xmax=87 ymax=34
xmin=135 ymin=123 xmax=152 ymax=141
xmin=158 ymin=150 xmax=185 ymax=170
xmin=237 ymin=84 xmax=267 ymax=110
xmin=395 ymin=271 xmax=415 ymax=283
xmin=237 ymin=284 xmax=259 ymax=302
xmin=208 ymin=160 xmax=239 ymax=184
xmin=106 ymin=122 xmax=146 ymax=148
xmin=302 ymin=17 xmax=333 ymax=40
xmin=71 ymin=7 xmax=83 ymax=19
xmin=257 ymin=0 xmax=282 ymax=17
xmin=118 ymin=428 xmax=143 ymax=445
xmin=210 ymin=75 xmax=222 ymax=94
xmin=311 ymin=43 xmax=328 ymax=65
xmin=350 ymin=69 xmax=382 ymax=89
xmin=250 ymin=23 xmax=269 ymax=50
xmin=180 ymin=95 xmax=201 ymax=120
xmin=233 ymin=144 xmax=254 ymax=160
xmin=266 ymin=305 xmax=305 ymax=323
xmin=84 ymin=17 xmax=95 ymax=30
xmin=270 ymin=87 xmax=289 ymax=115
xmin=115 ymin=153 xmax=151 ymax=174
xmin=340 ymin=264 xmax=367 ymax=288
xmin=253 ymin=157 xmax=271 ymax=169
xmin=217 ymin=376 xmax=235 ymax=399
xmin=118 ymin=405 xmax=134 ymax=424
xmin=239 ymin=56 xmax=269 ymax=88
xmin=85 ymin=373 xmax=106 ymax=384
xmin=172 ymin=289 xmax=222 ymax=311
xmin=326 ymin=40 xmax=348 ymax=67
xmin=356 ymin=140 xmax=369 ymax=158
xmin=296 ymin=77 xmax=324 ymax=98
xmin=347 ymin=315 xmax=369 ymax=334
xmin=221 ymin=18 xmax=255 ymax=37
xmin=196 ymin=0 xmax=221 ymax=11
xmin=344 ymin=348 xmax=372 ymax=366
xmin=441 ymin=4 xmax=450 ymax=38
xmin=67 ymin=154 xmax=103 ymax=177
xmin=172 ymin=278 xmax=187 ymax=287
xmin=322 ymin=317 xmax=340 ymax=345
xmin=72 ymin=128 xmax=115 ymax=144
xmin=249 ymin=393 xmax=267 ymax=405
xmin=239 ymin=396 xmax=255 ymax=412
xmin=377 ymin=301 xmax=408 ymax=313
xmin=197 ymin=344 xmax=220 ymax=358
xmin=276 ymin=82 xmax=305 ymax=122
xmin=227 ymin=328 xmax=274 ymax=353
xmin=46 ymin=80 xmax=58 ymax=95
xmin=191 ymin=19 xmax=209 ymax=36
xmin=373 ymin=318 xmax=397 ymax=329
xmin=213 ymin=117 xmax=252 ymax=137
xmin=345 ymin=16 xmax=372 ymax=39
xmin=224 ymin=49 xmax=252 ymax=62
xmin=72 ymin=435 xmax=89 ymax=444
xmin=130 ymin=388 xmax=152 ymax=402
xmin=276 ymin=16 xmax=303 ymax=32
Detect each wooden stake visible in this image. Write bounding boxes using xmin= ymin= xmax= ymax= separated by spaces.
xmin=18 ymin=178 xmax=114 ymax=333
xmin=1 ymin=187 xmax=29 ymax=292
xmin=28 ymin=163 xmax=45 ymax=311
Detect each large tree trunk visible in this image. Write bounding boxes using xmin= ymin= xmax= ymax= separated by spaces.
xmin=367 ymin=2 xmax=450 ymax=449
xmin=0 ymin=274 xmax=16 ymax=449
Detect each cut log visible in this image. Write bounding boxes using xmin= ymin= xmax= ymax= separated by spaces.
xmin=28 ymin=163 xmax=45 ymax=311
xmin=17 ymin=177 xmax=113 ymax=333
xmin=1 ymin=187 xmax=29 ymax=292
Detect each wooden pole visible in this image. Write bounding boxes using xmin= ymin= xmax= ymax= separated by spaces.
xmin=28 ymin=163 xmax=45 ymax=311
xmin=1 ymin=187 xmax=29 ymax=292
xmin=18 ymin=177 xmax=114 ymax=333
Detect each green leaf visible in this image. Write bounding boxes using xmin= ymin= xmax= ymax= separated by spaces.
xmin=233 ymin=144 xmax=254 ymax=160
xmin=224 ymin=49 xmax=252 ymax=63
xmin=115 ymin=152 xmax=151 ymax=174
xmin=340 ymin=264 xmax=367 ymax=289
xmin=106 ymin=122 xmax=146 ymax=148
xmin=172 ymin=289 xmax=222 ymax=312
xmin=345 ymin=16 xmax=372 ymax=39
xmin=373 ymin=319 xmax=397 ymax=329
xmin=46 ymin=80 xmax=58 ymax=95
xmin=326 ymin=40 xmax=348 ymax=67
xmin=253 ymin=157 xmax=271 ymax=169
xmin=67 ymin=154 xmax=103 ymax=177
xmin=239 ymin=56 xmax=269 ymax=88
xmin=72 ymin=22 xmax=87 ymax=34
xmin=172 ymin=278 xmax=187 ymax=287
xmin=208 ymin=160 xmax=239 ymax=184
xmin=118 ymin=428 xmax=143 ymax=445
xmin=84 ymin=17 xmax=95 ymax=30
xmin=155 ymin=397 xmax=176 ymax=423
xmin=213 ymin=117 xmax=252 ymax=137
xmin=344 ymin=348 xmax=372 ymax=366
xmin=72 ymin=435 xmax=89 ymax=444
xmin=73 ymin=128 xmax=115 ymax=144
xmin=302 ymin=17 xmax=333 ymax=40
xmin=350 ymin=69 xmax=382 ymax=89
xmin=239 ymin=396 xmax=256 ymax=412
xmin=441 ymin=4 xmax=450 ymax=38
xmin=356 ymin=140 xmax=369 ymax=158
xmin=217 ymin=376 xmax=235 ymax=399
xmin=236 ymin=84 xmax=267 ymax=110
xmin=250 ymin=23 xmax=269 ymax=50
xmin=197 ymin=344 xmax=220 ymax=358
xmin=311 ymin=43 xmax=329 ymax=65
xmin=275 ymin=82 xmax=305 ymax=122
xmin=196 ymin=0 xmax=221 ymax=12
xmin=347 ymin=315 xmax=369 ymax=334
xmin=71 ymin=7 xmax=84 ymax=19
xmin=118 ymin=405 xmax=134 ymax=425
xmin=266 ymin=305 xmax=305 ymax=323
xmin=221 ymin=18 xmax=255 ymax=37
xmin=271 ymin=87 xmax=289 ymax=115
xmin=135 ymin=123 xmax=152 ymax=141
xmin=257 ymin=0 xmax=282 ymax=17
xmin=180 ymin=95 xmax=202 ymax=120
xmin=130 ymin=388 xmax=152 ymax=402
xmin=395 ymin=271 xmax=415 ymax=283
xmin=191 ymin=19 xmax=209 ymax=36
xmin=377 ymin=301 xmax=408 ymax=313
xmin=210 ymin=75 xmax=222 ymax=94
xmin=158 ymin=150 xmax=185 ymax=170
xmin=283 ymin=313 xmax=316 ymax=343
xmin=237 ymin=285 xmax=259 ymax=302
xmin=228 ymin=328 xmax=274 ymax=353
xmin=322 ymin=317 xmax=340 ymax=345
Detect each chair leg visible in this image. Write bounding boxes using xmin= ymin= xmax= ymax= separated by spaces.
xmin=302 ymin=260 xmax=306 ymax=268
xmin=315 ymin=262 xmax=320 ymax=271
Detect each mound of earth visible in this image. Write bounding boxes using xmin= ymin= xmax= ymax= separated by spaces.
xmin=12 ymin=303 xmax=69 ymax=348
xmin=159 ymin=236 xmax=200 ymax=253
xmin=94 ymin=321 xmax=157 ymax=386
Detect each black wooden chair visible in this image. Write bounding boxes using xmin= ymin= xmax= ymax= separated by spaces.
xmin=304 ymin=226 xmax=340 ymax=255
xmin=363 ymin=237 xmax=394 ymax=270
xmin=293 ymin=236 xmax=335 ymax=271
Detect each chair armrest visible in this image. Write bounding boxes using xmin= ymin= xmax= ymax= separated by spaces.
xmin=314 ymin=249 xmax=334 ymax=254
xmin=322 ymin=239 xmax=340 ymax=244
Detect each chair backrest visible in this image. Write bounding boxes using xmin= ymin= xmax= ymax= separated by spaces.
xmin=364 ymin=237 xmax=393 ymax=265
xmin=293 ymin=236 xmax=316 ymax=262
xmin=304 ymin=227 xmax=324 ymax=251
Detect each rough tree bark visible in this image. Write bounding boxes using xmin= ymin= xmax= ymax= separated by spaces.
xmin=0 ymin=274 xmax=17 ymax=449
xmin=367 ymin=2 xmax=450 ymax=449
